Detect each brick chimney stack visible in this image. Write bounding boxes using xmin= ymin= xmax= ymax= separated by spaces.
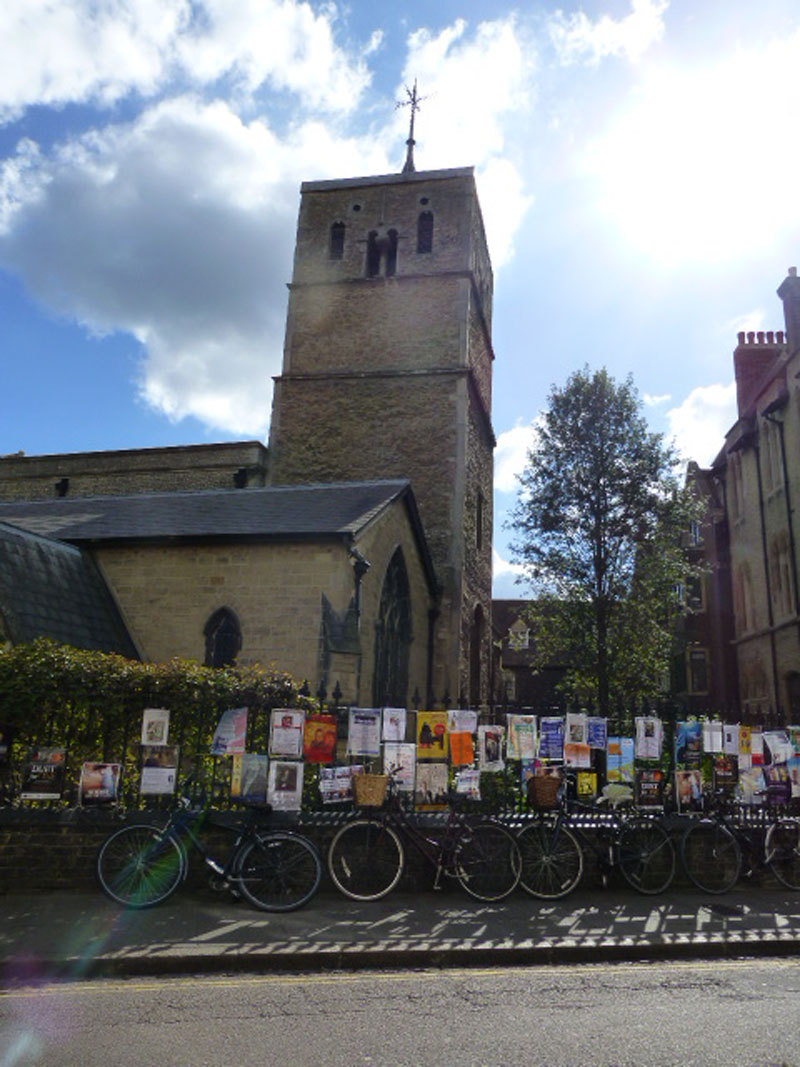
xmin=777 ymin=266 xmax=800 ymax=354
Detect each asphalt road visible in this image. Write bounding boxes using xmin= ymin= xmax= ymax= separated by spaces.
xmin=2 ymin=958 xmax=799 ymax=1066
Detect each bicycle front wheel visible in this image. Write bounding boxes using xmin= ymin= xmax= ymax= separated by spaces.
xmin=96 ymin=823 xmax=186 ymax=908
xmin=618 ymin=818 xmax=676 ymax=894
xmin=680 ymin=820 xmax=741 ymax=893
xmin=328 ymin=819 xmax=404 ymax=901
xmin=455 ymin=822 xmax=521 ymax=902
xmin=236 ymin=831 xmax=322 ymax=912
xmin=765 ymin=817 xmax=800 ymax=890
xmin=517 ymin=820 xmax=583 ymax=899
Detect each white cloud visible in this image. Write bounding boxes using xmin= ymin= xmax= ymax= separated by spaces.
xmin=586 ymin=29 xmax=800 ymax=265
xmin=724 ymin=309 xmax=766 ymax=338
xmin=644 ymin=392 xmax=671 ymax=408
xmin=494 ymin=421 xmax=538 ymax=493
xmin=666 ymin=382 xmax=737 ymax=467
xmin=492 ymin=547 xmax=525 ymax=599
xmin=0 ymin=0 xmax=371 ymax=123
xmin=549 ymin=0 xmax=668 ymax=66
xmin=0 ymin=97 xmax=390 ymax=435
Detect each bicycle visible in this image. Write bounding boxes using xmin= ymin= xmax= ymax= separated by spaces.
xmin=327 ymin=773 xmax=522 ymax=902
xmin=680 ymin=788 xmax=800 ymax=894
xmin=96 ymin=791 xmax=322 ymax=911
xmin=517 ymin=782 xmax=676 ymax=899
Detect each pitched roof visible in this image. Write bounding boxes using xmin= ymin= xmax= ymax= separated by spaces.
xmin=0 ymin=480 xmax=414 ymax=544
xmin=0 ymin=522 xmax=138 ymax=656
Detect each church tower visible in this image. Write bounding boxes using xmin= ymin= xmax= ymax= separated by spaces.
xmin=268 ymin=158 xmax=496 ymax=709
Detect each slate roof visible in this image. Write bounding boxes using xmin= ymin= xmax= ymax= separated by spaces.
xmin=0 ymin=480 xmax=414 ymax=544
xmin=0 ymin=522 xmax=138 ymax=656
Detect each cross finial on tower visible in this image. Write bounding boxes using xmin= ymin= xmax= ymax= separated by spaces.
xmin=396 ymin=79 xmax=426 ymax=174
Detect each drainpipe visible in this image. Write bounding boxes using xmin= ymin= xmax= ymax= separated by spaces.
xmin=348 ymin=546 xmax=370 ymax=707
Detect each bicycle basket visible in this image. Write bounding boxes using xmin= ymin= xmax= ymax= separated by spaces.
xmin=527 ymin=774 xmax=561 ymax=810
xmin=352 ymin=773 xmax=389 ymax=807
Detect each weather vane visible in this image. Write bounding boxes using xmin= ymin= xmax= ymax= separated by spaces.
xmin=396 ymin=79 xmax=428 ymax=174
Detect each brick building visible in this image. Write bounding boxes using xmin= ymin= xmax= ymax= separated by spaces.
xmin=0 ymin=161 xmax=496 ymax=710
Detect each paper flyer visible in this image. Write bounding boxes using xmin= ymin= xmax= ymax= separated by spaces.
xmin=763 ymin=730 xmax=793 ymax=766
xmin=269 ymin=709 xmax=304 ymax=758
xmin=737 ymin=765 xmax=766 ymax=805
xmin=347 ymin=708 xmax=382 ymax=757
xmin=449 ymin=731 xmax=474 ymax=767
xmin=414 ymin=761 xmax=448 ymax=810
xmin=607 ymin=737 xmax=634 ymax=783
xmin=723 ymin=724 xmax=739 ymax=756
xmin=538 ymin=717 xmax=564 ymax=760
xmin=231 ymin=753 xmax=268 ymax=805
xmin=320 ymin=764 xmax=362 ymax=804
xmin=738 ymin=725 xmax=752 ymax=756
xmin=455 ymin=767 xmax=481 ymax=799
xmin=140 ymin=744 xmax=179 ymax=795
xmin=211 ymin=707 xmax=248 ymax=755
xmin=712 ymin=754 xmax=738 ymax=793
xmin=141 ymin=707 xmax=170 ymax=746
xmin=382 ymin=707 xmax=407 ymax=742
xmin=267 ymin=759 xmax=304 ymax=810
xmin=675 ymin=768 xmax=703 ymax=812
xmin=416 ymin=711 xmax=448 ymax=759
xmin=702 ymin=720 xmax=723 ymax=754
xmin=79 ymin=762 xmax=121 ymax=804
xmin=303 ymin=714 xmax=337 ymax=764
xmin=635 ymin=717 xmax=663 ymax=760
xmin=382 ymin=742 xmax=416 ymax=792
xmin=564 ymin=741 xmax=591 ymax=768
xmin=478 ymin=724 xmax=505 ymax=771
xmin=576 ymin=771 xmax=597 ymax=800
xmin=636 ymin=768 xmax=664 ymax=808
xmin=447 ymin=708 xmax=478 ymax=735
xmin=675 ymin=721 xmax=702 ymax=768
xmin=20 ymin=747 xmax=66 ymax=800
xmin=587 ymin=717 xmax=608 ymax=750
xmin=751 ymin=729 xmax=764 ymax=766
xmin=506 ymin=714 xmax=537 ymax=761
xmin=565 ymin=712 xmax=588 ymax=745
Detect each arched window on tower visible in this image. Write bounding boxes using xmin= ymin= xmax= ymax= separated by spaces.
xmin=469 ymin=604 xmax=485 ymax=709
xmin=417 ymin=210 xmax=433 ymax=254
xmin=329 ymin=221 xmax=345 ymax=260
xmin=204 ymin=607 xmax=242 ymax=668
xmin=366 ymin=228 xmax=398 ymax=277
xmin=372 ymin=548 xmax=411 ymax=707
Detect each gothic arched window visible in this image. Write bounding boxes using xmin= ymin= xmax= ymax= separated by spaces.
xmin=366 ymin=228 xmax=398 ymax=277
xmin=372 ymin=549 xmax=411 ymax=707
xmin=204 ymin=607 xmax=242 ymax=668
xmin=469 ymin=604 xmax=485 ymax=708
xmin=417 ymin=210 xmax=433 ymax=253
xmin=329 ymin=221 xmax=345 ymax=259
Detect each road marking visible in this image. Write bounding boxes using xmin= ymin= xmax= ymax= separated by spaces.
xmin=2 ymin=956 xmax=799 ymax=1000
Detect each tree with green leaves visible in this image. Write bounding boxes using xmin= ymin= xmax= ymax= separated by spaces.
xmin=509 ymin=366 xmax=699 ymax=716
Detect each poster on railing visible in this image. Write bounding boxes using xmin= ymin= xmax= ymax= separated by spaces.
xmin=565 ymin=713 xmax=589 ymax=767
xmin=539 ymin=717 xmax=564 ymax=760
xmin=636 ymin=768 xmax=664 ymax=808
xmin=606 ymin=737 xmax=634 ymax=783
xmin=702 ymin=720 xmax=723 ymax=754
xmin=382 ymin=707 xmax=407 ymax=742
xmin=140 ymin=744 xmax=179 ymax=795
xmin=675 ymin=768 xmax=703 ymax=812
xmin=141 ymin=707 xmax=170 ymax=746
xmin=320 ymin=764 xmax=362 ymax=804
xmin=267 ymin=759 xmax=304 ymax=810
xmin=738 ymin=725 xmax=752 ymax=770
xmin=449 ymin=731 xmax=474 ymax=767
xmin=751 ymin=729 xmax=764 ymax=766
xmin=763 ymin=730 xmax=793 ymax=766
xmin=478 ymin=724 xmax=505 ymax=771
xmin=448 ymin=708 xmax=478 ymax=735
xmin=455 ymin=767 xmax=481 ymax=799
xmin=303 ymin=714 xmax=337 ymax=764
xmin=736 ymin=765 xmax=766 ymax=805
xmin=347 ymin=708 xmax=381 ymax=757
xmin=383 ymin=742 xmax=415 ymax=791
xmin=789 ymin=726 xmax=800 ymax=755
xmin=79 ymin=762 xmax=121 ymax=805
xmin=211 ymin=707 xmax=248 ymax=755
xmin=764 ymin=762 xmax=792 ymax=804
xmin=723 ymin=724 xmax=739 ymax=756
xmin=587 ymin=717 xmax=607 ymax=750
xmin=577 ymin=771 xmax=597 ymax=800
xmin=231 ymin=753 xmax=268 ymax=805
xmin=635 ymin=717 xmax=663 ymax=760
xmin=414 ymin=761 xmax=448 ymax=810
xmin=20 ymin=747 xmax=65 ymax=800
xmin=674 ymin=721 xmax=702 ymax=768
xmin=564 ymin=740 xmax=591 ymax=768
xmin=712 ymin=754 xmax=738 ymax=793
xmin=269 ymin=709 xmax=304 ymax=758
xmin=416 ymin=711 xmax=448 ymax=759
xmin=786 ymin=756 xmax=800 ymax=797
xmin=506 ymin=714 xmax=536 ymax=761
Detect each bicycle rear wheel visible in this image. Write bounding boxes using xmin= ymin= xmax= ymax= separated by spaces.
xmin=455 ymin=822 xmax=521 ymax=902
xmin=517 ymin=820 xmax=583 ymax=899
xmin=236 ymin=831 xmax=322 ymax=912
xmin=680 ymin=820 xmax=741 ymax=893
xmin=765 ymin=817 xmax=800 ymax=890
xmin=96 ymin=823 xmax=186 ymax=908
xmin=618 ymin=818 xmax=675 ymax=894
xmin=328 ymin=819 xmax=404 ymax=901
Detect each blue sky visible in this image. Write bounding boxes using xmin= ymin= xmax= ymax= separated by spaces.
xmin=2 ymin=0 xmax=799 ymax=597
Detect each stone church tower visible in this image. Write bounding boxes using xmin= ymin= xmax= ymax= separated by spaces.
xmin=268 ymin=163 xmax=496 ymax=708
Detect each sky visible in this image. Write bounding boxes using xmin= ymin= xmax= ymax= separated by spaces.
xmin=2 ymin=0 xmax=799 ymax=599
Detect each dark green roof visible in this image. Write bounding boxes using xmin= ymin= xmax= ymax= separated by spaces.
xmin=0 ymin=522 xmax=137 ymax=656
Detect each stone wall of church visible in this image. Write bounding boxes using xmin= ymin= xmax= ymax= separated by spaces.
xmin=0 ymin=442 xmax=268 ymax=501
